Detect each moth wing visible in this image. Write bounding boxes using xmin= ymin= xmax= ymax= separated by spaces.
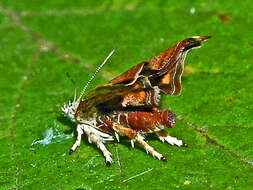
xmin=147 ymin=36 xmax=210 ymax=95
xmin=89 ymin=42 xmax=188 ymax=113
xmin=108 ymin=62 xmax=147 ymax=85
xmin=106 ymin=43 xmax=186 ymax=97
xmin=76 ymin=84 xmax=133 ymax=118
xmin=77 ymin=36 xmax=210 ymax=117
xmin=108 ymin=36 xmax=210 ymax=96
xmin=82 ymin=79 xmax=159 ymax=113
xmin=149 ymin=49 xmax=187 ymax=95
xmin=105 ymin=61 xmax=161 ymax=108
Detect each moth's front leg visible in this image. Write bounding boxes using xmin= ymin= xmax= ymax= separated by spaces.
xmin=156 ymin=130 xmax=188 ymax=147
xmin=69 ymin=124 xmax=83 ymax=155
xmin=69 ymin=123 xmax=113 ymax=166
xmin=95 ymin=140 xmax=112 ymax=166
xmin=81 ymin=125 xmax=113 ymax=166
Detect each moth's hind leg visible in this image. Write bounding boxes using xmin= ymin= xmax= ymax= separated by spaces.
xmin=156 ymin=130 xmax=187 ymax=147
xmin=69 ymin=124 xmax=83 ymax=155
xmin=135 ymin=133 xmax=167 ymax=162
xmin=103 ymin=120 xmax=167 ymax=162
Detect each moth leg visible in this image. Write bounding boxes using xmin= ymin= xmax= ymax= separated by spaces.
xmin=156 ymin=130 xmax=187 ymax=147
xmin=135 ymin=134 xmax=167 ymax=162
xmin=111 ymin=122 xmax=167 ymax=162
xmin=69 ymin=124 xmax=83 ymax=155
xmin=96 ymin=141 xmax=112 ymax=167
xmin=82 ymin=125 xmax=113 ymax=166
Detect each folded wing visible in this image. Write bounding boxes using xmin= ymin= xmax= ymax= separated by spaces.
xmin=78 ymin=36 xmax=210 ymax=116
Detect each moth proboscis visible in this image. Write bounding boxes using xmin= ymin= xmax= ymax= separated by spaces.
xmin=62 ymin=36 xmax=211 ymax=166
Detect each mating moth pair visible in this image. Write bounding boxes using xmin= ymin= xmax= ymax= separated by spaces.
xmin=62 ymin=36 xmax=211 ymax=166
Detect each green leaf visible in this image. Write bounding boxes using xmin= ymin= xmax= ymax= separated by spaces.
xmin=0 ymin=1 xmax=252 ymax=189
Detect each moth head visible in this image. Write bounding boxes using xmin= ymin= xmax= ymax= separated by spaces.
xmin=61 ymin=49 xmax=115 ymax=122
xmin=182 ymin=36 xmax=211 ymax=51
xmin=61 ymin=89 xmax=79 ymax=122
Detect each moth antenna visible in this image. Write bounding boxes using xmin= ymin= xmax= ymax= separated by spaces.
xmin=66 ymin=72 xmax=77 ymax=101
xmin=77 ymin=48 xmax=116 ymax=101
xmin=73 ymin=88 xmax=77 ymax=102
xmin=66 ymin=72 xmax=76 ymax=86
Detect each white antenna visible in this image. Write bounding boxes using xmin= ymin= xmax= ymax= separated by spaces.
xmin=77 ymin=48 xmax=116 ymax=101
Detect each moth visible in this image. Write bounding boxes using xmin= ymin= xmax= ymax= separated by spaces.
xmin=62 ymin=36 xmax=211 ymax=166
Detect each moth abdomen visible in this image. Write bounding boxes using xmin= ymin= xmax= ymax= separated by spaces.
xmin=125 ymin=108 xmax=176 ymax=132
xmin=97 ymin=108 xmax=176 ymax=134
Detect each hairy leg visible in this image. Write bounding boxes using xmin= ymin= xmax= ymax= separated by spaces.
xmin=69 ymin=124 xmax=83 ymax=155
xmin=69 ymin=123 xmax=113 ymax=166
xmin=135 ymin=134 xmax=167 ymax=161
xmin=109 ymin=121 xmax=167 ymax=161
xmin=156 ymin=130 xmax=187 ymax=147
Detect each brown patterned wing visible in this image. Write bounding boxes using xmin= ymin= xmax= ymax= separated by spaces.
xmin=108 ymin=36 xmax=211 ymax=96
xmin=77 ymin=36 xmax=211 ymax=118
xmin=76 ymin=81 xmax=158 ymax=120
xmin=149 ymin=49 xmax=187 ymax=95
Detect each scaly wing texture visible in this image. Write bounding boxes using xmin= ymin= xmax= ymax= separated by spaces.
xmin=77 ymin=79 xmax=159 ymax=119
xmin=109 ymin=37 xmax=210 ymax=96
xmin=78 ymin=37 xmax=210 ymax=117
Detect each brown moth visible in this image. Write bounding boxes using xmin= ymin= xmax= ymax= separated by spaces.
xmin=62 ymin=36 xmax=211 ymax=166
